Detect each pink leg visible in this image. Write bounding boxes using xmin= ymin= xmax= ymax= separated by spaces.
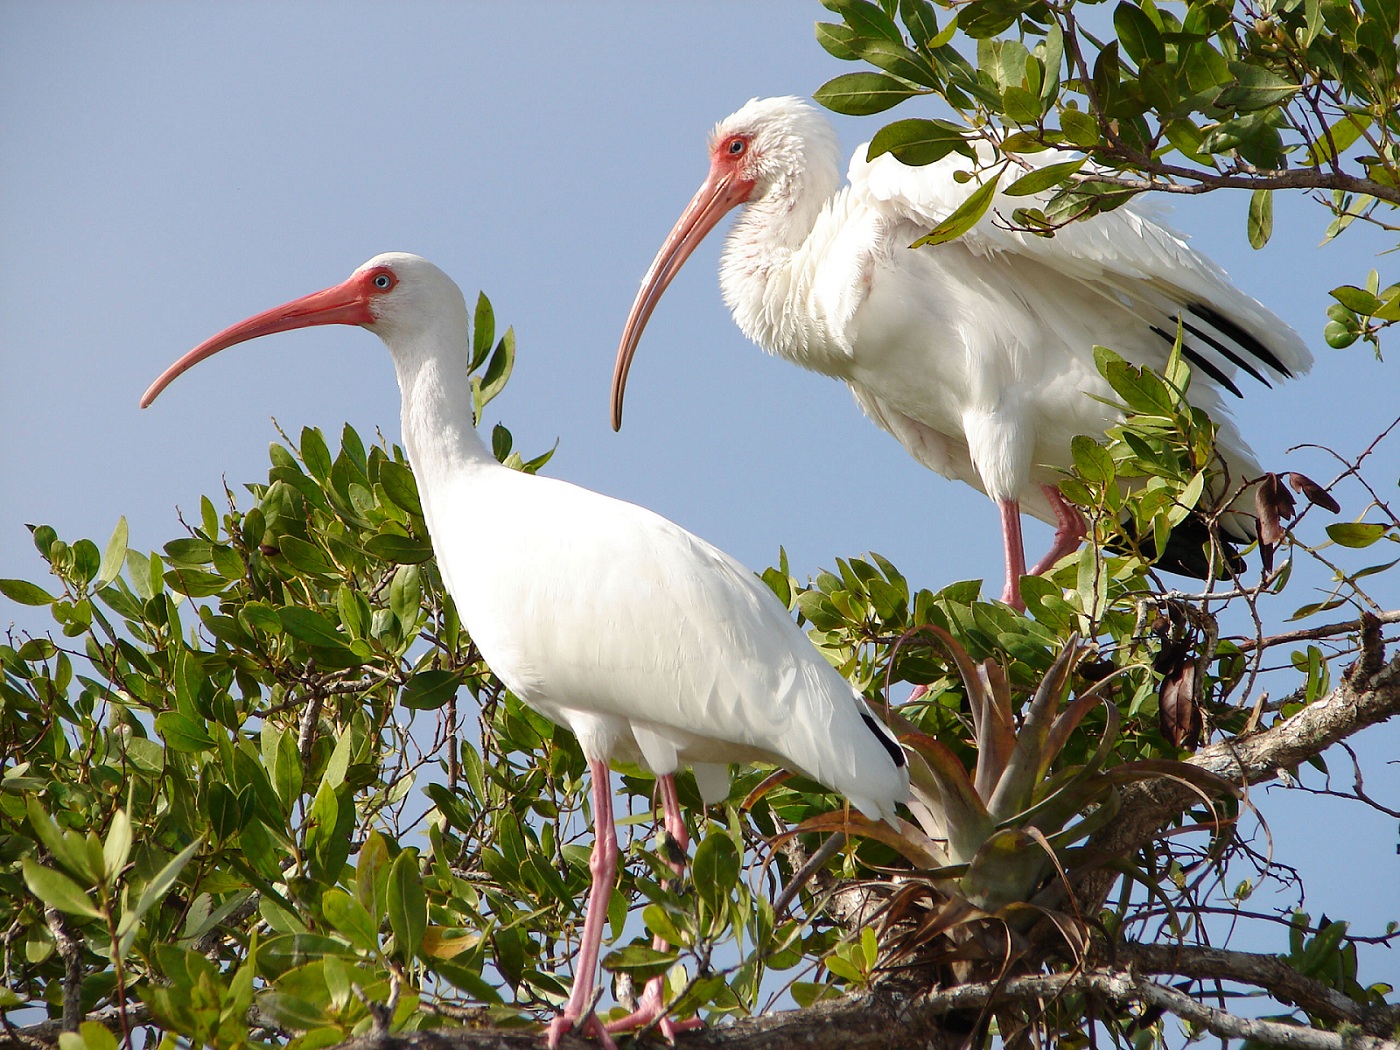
xmin=1027 ymin=484 xmax=1087 ymax=576
xmin=547 ymin=759 xmax=620 ymax=1050
xmin=999 ymin=497 xmax=1028 ymax=610
xmin=604 ymin=774 xmax=703 ymax=1041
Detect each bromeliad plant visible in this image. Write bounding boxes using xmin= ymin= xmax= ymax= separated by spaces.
xmin=788 ymin=624 xmax=1239 ymax=980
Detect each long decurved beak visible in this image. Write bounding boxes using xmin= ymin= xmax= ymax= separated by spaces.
xmin=610 ymin=165 xmax=754 ymax=430
xmin=140 ymin=277 xmax=374 ymax=408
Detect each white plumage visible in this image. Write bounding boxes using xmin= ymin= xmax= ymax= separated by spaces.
xmin=613 ymin=96 xmax=1312 ymax=608
xmin=141 ymin=252 xmax=908 ymax=1046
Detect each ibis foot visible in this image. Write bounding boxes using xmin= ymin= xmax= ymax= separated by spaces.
xmin=604 ymin=977 xmax=703 ymax=1042
xmin=547 ymin=1010 xmax=618 ymax=1050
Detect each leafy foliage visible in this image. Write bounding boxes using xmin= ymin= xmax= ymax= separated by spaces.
xmin=2 ymin=273 xmax=1398 ymax=1047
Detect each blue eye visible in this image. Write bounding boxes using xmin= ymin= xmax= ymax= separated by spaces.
xmin=374 ymin=273 xmax=392 ymax=290
xmin=728 ymin=138 xmax=746 ymax=155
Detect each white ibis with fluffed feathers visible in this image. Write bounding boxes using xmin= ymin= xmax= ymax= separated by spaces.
xmin=141 ymin=253 xmax=909 ymax=1046
xmin=612 ymin=96 xmax=1313 ymax=609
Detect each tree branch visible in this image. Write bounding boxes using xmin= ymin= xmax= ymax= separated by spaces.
xmin=1122 ymin=942 xmax=1400 ymax=1038
xmin=1078 ymin=637 xmax=1400 ymax=913
xmin=315 ymin=961 xmax=1400 ymax=1050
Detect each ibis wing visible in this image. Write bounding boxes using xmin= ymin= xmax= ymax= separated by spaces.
xmin=848 ymin=144 xmax=1312 ymax=391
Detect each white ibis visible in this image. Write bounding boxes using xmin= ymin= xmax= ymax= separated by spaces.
xmin=612 ymin=96 xmax=1313 ymax=609
xmin=141 ymin=253 xmax=909 ymax=1046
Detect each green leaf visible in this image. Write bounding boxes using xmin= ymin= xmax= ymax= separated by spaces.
xmin=273 ymin=728 xmax=303 ymax=811
xmin=364 ymin=533 xmax=434 ymax=564
xmin=387 ymin=850 xmax=426 ymax=961
xmin=357 ymin=830 xmax=392 ymax=922
xmin=1039 ymin=22 xmax=1063 ymax=105
xmin=473 ymin=328 xmax=515 ymax=418
xmin=0 ymin=578 xmax=55 ymax=606
xmin=1002 ymin=84 xmax=1041 ymax=124
xmin=22 ymin=858 xmax=101 ymax=919
xmin=855 ymin=38 xmax=937 ymax=87
xmin=814 ymin=72 xmax=923 ymax=116
xmin=95 ymin=517 xmax=129 ymax=589
xmin=899 ymin=0 xmax=941 ymax=48
xmin=400 ymin=669 xmax=462 ymax=711
xmin=1298 ymin=920 xmax=1350 ymax=976
xmin=274 ymin=536 xmax=336 ymax=577
xmin=155 ymin=711 xmax=217 ymax=753
xmin=305 ymin=780 xmax=354 ymax=882
xmin=693 ymin=832 xmax=740 ymax=917
xmin=866 ymin=118 xmax=973 ymax=166
xmin=321 ymin=888 xmax=381 ymax=953
xmin=470 ymin=292 xmax=496 ymax=372
xmin=1326 ymin=522 xmax=1388 ymax=547
xmin=1304 ymin=113 xmax=1373 ymax=166
xmin=24 ymin=798 xmax=90 ymax=881
xmin=388 ymin=564 xmax=422 ymax=625
xmin=277 ymin=607 xmax=351 ymax=649
xmin=1003 ymin=158 xmax=1085 ymax=197
xmin=205 ymin=783 xmax=246 ymax=841
xmin=378 ymin=460 xmax=422 ymax=518
xmin=299 ymin=426 xmax=333 ymax=481
xmin=823 ymin=0 xmax=902 ymax=40
xmin=163 ymin=567 xmax=227 ymax=598
xmin=1214 ymin=63 xmax=1299 ymax=112
xmin=132 ymin=838 xmax=203 ymax=922
xmin=322 ymin=728 xmax=354 ymax=791
xmin=911 ymin=170 xmax=1001 ymax=247
xmin=1060 ymin=108 xmax=1099 ymax=148
xmin=642 ymin=903 xmax=688 ymax=948
xmin=1330 ymin=285 xmax=1383 ymax=314
xmin=1248 ymin=189 xmax=1274 ymax=249
xmin=600 ymin=944 xmax=679 ymax=980
xmin=1071 ymin=436 xmax=1115 ymax=485
xmin=60 ymin=1022 xmax=120 ymax=1050
xmin=1114 ymin=1 xmax=1165 ymax=64
xmin=815 ymin=21 xmax=862 ymax=61
xmin=102 ymin=809 xmax=132 ymax=883
xmin=1324 ymin=320 xmax=1359 ymax=348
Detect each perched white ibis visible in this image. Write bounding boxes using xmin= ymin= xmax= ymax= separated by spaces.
xmin=141 ymin=253 xmax=909 ymax=1046
xmin=612 ymin=96 xmax=1312 ymax=609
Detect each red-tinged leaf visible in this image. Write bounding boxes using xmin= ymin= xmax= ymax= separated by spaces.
xmin=788 ymin=809 xmax=946 ymax=869
xmin=1097 ymin=759 xmax=1242 ymax=801
xmin=1286 ymin=473 xmax=1341 ymax=513
xmin=1254 ymin=472 xmax=1294 ymax=547
xmin=739 ymin=768 xmax=793 ymax=811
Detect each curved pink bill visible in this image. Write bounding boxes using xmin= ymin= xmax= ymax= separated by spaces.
xmin=139 ymin=276 xmax=374 ymax=408
xmin=610 ymin=166 xmax=754 ymax=431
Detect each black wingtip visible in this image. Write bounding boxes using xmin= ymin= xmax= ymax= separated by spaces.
xmin=1187 ymin=302 xmax=1293 ymax=378
xmin=1151 ymin=324 xmax=1245 ymax=398
xmin=861 ymin=710 xmax=906 ymax=768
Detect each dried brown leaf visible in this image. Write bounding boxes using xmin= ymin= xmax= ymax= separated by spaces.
xmin=1286 ymin=471 xmax=1341 ymax=513
xmin=1254 ymin=472 xmax=1295 ymax=546
xmin=1158 ymin=656 xmax=1202 ymax=749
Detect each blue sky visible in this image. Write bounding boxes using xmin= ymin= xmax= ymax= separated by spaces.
xmin=2 ymin=3 xmax=1396 ymax=985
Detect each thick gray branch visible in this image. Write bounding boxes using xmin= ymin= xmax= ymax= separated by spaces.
xmin=316 ymin=962 xmax=1400 ymax=1050
xmin=1123 ymin=942 xmax=1400 ymax=1038
xmin=1078 ymin=639 xmax=1400 ymax=912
